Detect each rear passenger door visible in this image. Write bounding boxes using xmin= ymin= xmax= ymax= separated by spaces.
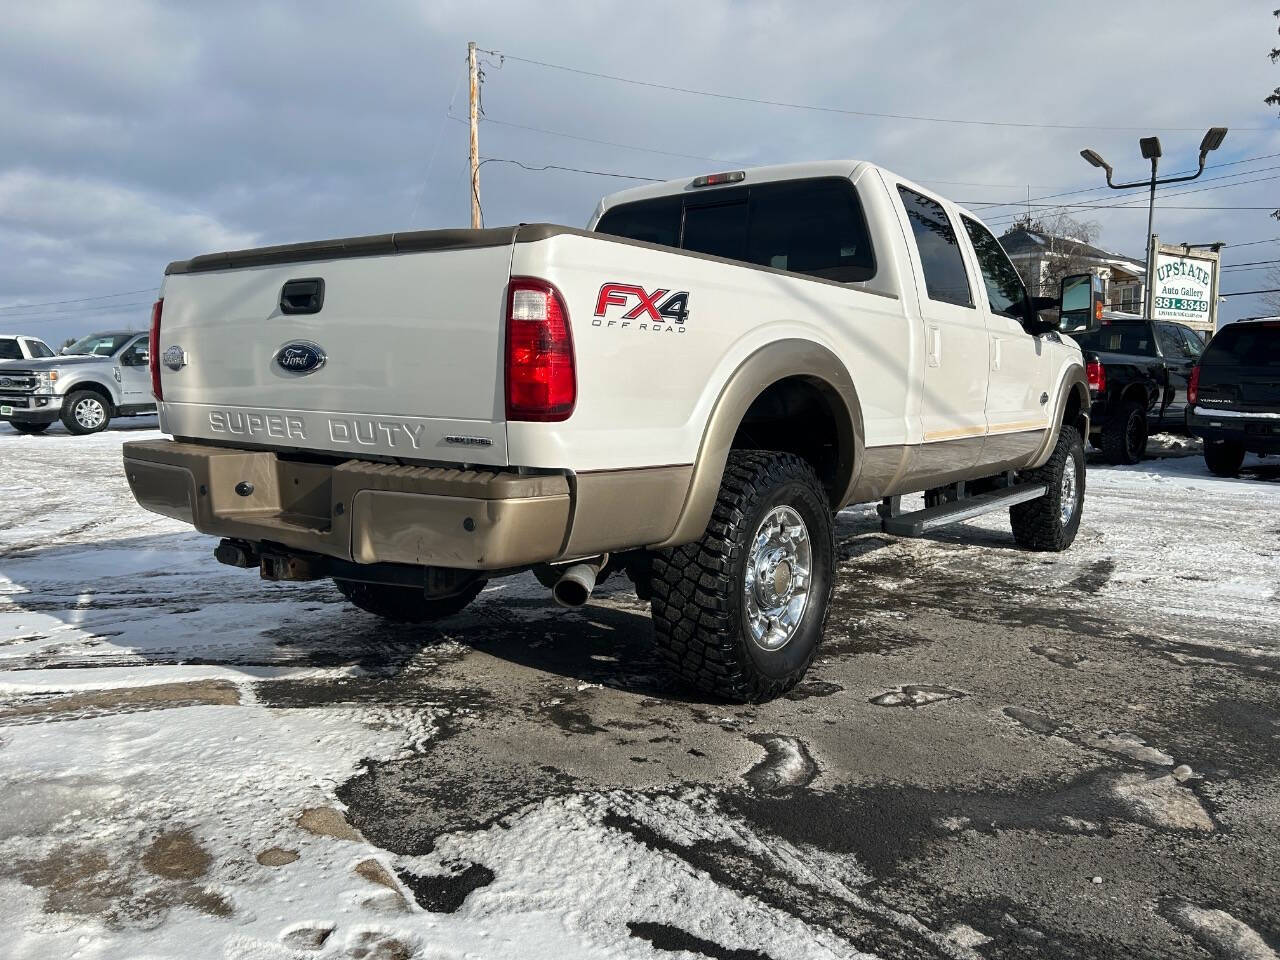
xmin=961 ymin=216 xmax=1049 ymax=455
xmin=893 ymin=185 xmax=987 ymax=463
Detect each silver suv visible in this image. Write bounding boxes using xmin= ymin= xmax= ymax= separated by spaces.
xmin=0 ymin=330 xmax=156 ymax=435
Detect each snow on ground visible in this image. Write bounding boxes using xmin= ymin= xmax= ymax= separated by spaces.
xmin=1 ymin=422 xmax=1278 ymax=958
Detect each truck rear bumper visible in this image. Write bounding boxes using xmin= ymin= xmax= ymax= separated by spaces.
xmin=123 ymin=439 xmax=572 ymax=570
xmin=123 ymin=440 xmax=694 ymax=570
xmin=1186 ymin=407 xmax=1280 ymax=455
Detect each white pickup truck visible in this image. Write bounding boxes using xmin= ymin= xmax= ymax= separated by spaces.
xmin=124 ymin=161 xmax=1096 ymax=701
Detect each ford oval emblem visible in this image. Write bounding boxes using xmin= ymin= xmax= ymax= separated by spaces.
xmin=273 ymin=341 xmax=326 ymax=376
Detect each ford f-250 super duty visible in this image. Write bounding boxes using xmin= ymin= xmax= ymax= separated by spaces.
xmin=123 ymin=161 xmax=1095 ymax=702
xmin=1 ymin=329 xmax=156 ymax=434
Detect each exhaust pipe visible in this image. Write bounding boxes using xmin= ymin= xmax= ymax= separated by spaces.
xmin=552 ymin=554 xmax=609 ymax=608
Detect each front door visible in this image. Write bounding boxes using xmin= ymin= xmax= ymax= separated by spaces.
xmin=960 ymin=215 xmax=1049 ymax=462
xmin=116 ymin=336 xmax=152 ymax=406
xmin=893 ymin=184 xmax=988 ymax=472
xmin=1155 ymin=322 xmax=1197 ymax=421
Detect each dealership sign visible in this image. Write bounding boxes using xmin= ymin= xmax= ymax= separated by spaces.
xmin=1148 ymin=236 xmax=1219 ymax=330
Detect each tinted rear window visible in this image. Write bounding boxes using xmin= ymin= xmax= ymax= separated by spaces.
xmin=594 ymin=195 xmax=681 ymax=248
xmin=594 ymin=177 xmax=876 ymax=283
xmin=0 ymin=339 xmax=20 ymax=361
xmin=897 ymin=186 xmax=973 ymax=307
xmin=1075 ymin=323 xmax=1157 ymax=356
xmin=1204 ymin=323 xmax=1280 ymax=365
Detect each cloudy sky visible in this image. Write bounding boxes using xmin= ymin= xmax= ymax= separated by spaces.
xmin=2 ymin=0 xmax=1278 ymax=344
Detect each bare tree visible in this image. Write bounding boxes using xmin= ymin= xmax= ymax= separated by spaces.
xmin=1004 ymin=211 xmax=1104 ymax=297
xmin=1264 ymin=266 xmax=1280 ymax=314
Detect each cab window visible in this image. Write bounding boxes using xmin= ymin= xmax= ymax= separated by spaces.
xmin=1177 ymin=325 xmax=1205 ymax=358
xmin=897 ymin=186 xmax=973 ymax=307
xmin=0 ymin=339 xmax=20 ymax=361
xmin=594 ymin=177 xmax=876 ymax=283
xmin=1156 ymin=323 xmax=1191 ymax=359
xmin=27 ymin=339 xmax=54 ymax=358
xmin=961 ymin=216 xmax=1028 ymax=321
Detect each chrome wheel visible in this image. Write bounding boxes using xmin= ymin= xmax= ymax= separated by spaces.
xmin=1060 ymin=463 xmax=1078 ymax=524
xmin=743 ymin=504 xmax=812 ymax=652
xmin=73 ymin=397 xmax=106 ymax=430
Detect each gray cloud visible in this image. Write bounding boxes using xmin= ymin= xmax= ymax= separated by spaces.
xmin=2 ymin=0 xmax=1277 ymax=344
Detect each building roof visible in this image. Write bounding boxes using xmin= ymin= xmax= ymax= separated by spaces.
xmin=998 ymin=227 xmax=1145 ymax=273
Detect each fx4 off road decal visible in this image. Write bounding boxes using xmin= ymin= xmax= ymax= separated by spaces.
xmin=593 ymin=283 xmax=689 ymax=333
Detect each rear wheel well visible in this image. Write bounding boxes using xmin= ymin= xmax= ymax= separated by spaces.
xmin=1119 ymin=382 xmax=1152 ymax=412
xmin=731 ymin=376 xmax=853 ymax=507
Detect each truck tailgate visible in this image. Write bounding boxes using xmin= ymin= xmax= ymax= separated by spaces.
xmin=156 ymin=234 xmax=515 ymax=466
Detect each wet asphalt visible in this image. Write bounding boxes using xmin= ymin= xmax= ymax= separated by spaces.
xmin=250 ymin=487 xmax=1280 ymax=960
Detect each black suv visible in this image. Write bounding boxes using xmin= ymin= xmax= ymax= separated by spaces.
xmin=1186 ymin=319 xmax=1280 ymax=476
xmin=1072 ymin=316 xmax=1205 ymax=463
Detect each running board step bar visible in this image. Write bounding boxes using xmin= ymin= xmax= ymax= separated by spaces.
xmin=878 ymin=483 xmax=1048 ymax=538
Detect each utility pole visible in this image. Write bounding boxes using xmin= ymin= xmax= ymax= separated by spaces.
xmin=467 ymin=41 xmax=481 ymax=229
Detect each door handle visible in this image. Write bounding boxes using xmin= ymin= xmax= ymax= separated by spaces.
xmin=928 ymin=324 xmax=941 ymax=368
xmin=280 ymin=278 xmax=325 ymax=315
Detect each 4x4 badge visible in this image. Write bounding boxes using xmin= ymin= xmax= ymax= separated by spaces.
xmin=163 ymin=345 xmax=187 ymax=371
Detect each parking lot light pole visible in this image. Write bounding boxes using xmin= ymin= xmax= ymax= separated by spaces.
xmin=1079 ymin=127 xmax=1227 ymax=315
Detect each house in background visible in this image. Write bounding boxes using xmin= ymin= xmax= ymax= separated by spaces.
xmin=999 ymin=226 xmax=1147 ymax=314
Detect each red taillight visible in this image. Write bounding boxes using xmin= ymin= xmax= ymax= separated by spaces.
xmin=505 ymin=277 xmax=575 ymax=421
xmin=1086 ymin=358 xmax=1105 ymax=393
xmin=1188 ymin=364 xmax=1200 ymax=406
xmin=149 ymin=298 xmax=164 ymax=401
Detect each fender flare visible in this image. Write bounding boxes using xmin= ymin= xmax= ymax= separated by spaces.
xmin=653 ymin=339 xmax=865 ymax=548
xmin=1028 ymin=363 xmax=1089 ymax=467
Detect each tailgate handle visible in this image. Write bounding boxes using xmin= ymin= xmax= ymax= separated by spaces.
xmin=279 ymin=278 xmax=325 ymax=315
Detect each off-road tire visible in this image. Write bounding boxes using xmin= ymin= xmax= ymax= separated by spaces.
xmin=60 ymin=390 xmax=112 ymax=435
xmin=650 ymin=451 xmax=836 ymax=703
xmin=1204 ymin=441 xmax=1245 ymax=478
xmin=1009 ymin=425 xmax=1085 ymax=552
xmin=334 ymin=578 xmax=485 ymax=623
xmin=1101 ymin=400 xmax=1146 ymax=465
xmin=8 ymin=421 xmax=50 ymax=434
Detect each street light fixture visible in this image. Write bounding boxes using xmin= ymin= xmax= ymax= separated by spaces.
xmin=1079 ymin=127 xmax=1227 ymax=314
xmin=1079 ymin=127 xmax=1227 ymax=246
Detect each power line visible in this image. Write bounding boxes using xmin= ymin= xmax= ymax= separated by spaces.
xmin=453 ymin=113 xmax=729 ymax=163
xmin=2 ymin=302 xmax=155 ymax=325
xmin=462 ymin=112 xmax=1054 ymax=189
xmin=0 ymin=299 xmax=156 ymax=322
xmin=493 ymin=50 xmax=1267 ymax=132
xmin=976 ymin=202 xmax=1280 ymax=211
xmin=1226 ymin=237 xmax=1280 ymax=248
xmin=969 ymin=151 xmax=1280 ymax=215
xmin=0 ymin=287 xmax=157 ymax=313
xmin=977 ymin=163 xmax=1280 ymax=226
xmin=1220 ymin=288 xmax=1280 ymax=297
xmin=1221 ymin=262 xmax=1280 ymax=272
xmin=478 ymin=156 xmax=660 ymax=181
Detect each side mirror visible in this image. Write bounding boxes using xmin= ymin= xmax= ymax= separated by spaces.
xmin=1022 ymin=295 xmax=1059 ymax=335
xmin=1058 ymin=273 xmax=1104 ymax=335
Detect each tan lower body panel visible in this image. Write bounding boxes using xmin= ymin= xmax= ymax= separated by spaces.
xmin=123 ymin=439 xmax=571 ymax=570
xmin=563 ymin=465 xmax=693 ymax=556
xmin=122 ymin=439 xmax=694 ymax=570
xmin=844 ymin=429 xmax=1048 ymax=505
